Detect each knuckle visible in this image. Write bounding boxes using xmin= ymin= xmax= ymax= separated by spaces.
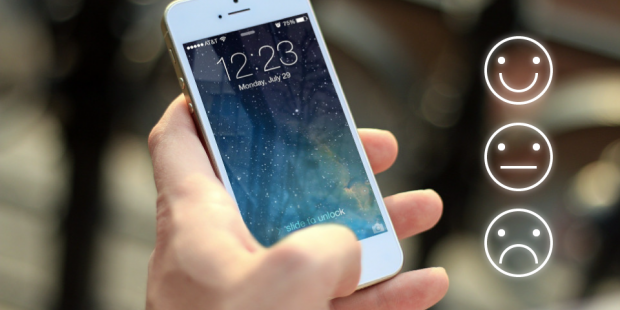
xmin=154 ymin=193 xmax=174 ymax=244
xmin=152 ymin=176 xmax=204 ymax=244
xmin=171 ymin=173 xmax=210 ymax=200
xmin=153 ymin=173 xmax=228 ymax=243
xmin=170 ymin=173 xmax=232 ymax=207
xmin=156 ymin=173 xmax=208 ymax=206
xmin=268 ymin=243 xmax=315 ymax=272
xmin=148 ymin=124 xmax=166 ymax=154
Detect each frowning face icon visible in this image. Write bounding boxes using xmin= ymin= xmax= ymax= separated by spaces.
xmin=484 ymin=208 xmax=553 ymax=277
xmin=484 ymin=36 xmax=553 ymax=105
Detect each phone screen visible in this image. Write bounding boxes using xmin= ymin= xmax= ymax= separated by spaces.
xmin=183 ymin=14 xmax=387 ymax=246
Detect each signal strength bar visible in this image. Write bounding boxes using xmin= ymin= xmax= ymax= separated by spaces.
xmin=187 ymin=43 xmax=205 ymax=50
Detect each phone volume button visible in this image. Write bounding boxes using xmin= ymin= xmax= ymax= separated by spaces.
xmin=178 ymin=77 xmax=186 ymax=90
xmin=168 ymin=48 xmax=177 ymax=65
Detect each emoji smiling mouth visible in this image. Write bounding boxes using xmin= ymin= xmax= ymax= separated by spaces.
xmin=499 ymin=244 xmax=539 ymax=264
xmin=500 ymin=73 xmax=538 ymax=93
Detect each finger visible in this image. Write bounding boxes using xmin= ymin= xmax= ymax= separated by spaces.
xmin=383 ymin=189 xmax=443 ymax=240
xmin=358 ymin=129 xmax=398 ymax=174
xmin=265 ymin=225 xmax=361 ymax=299
xmin=331 ymin=268 xmax=449 ymax=310
xmin=148 ymin=94 xmax=218 ymax=194
xmin=148 ymin=96 xmax=259 ymax=249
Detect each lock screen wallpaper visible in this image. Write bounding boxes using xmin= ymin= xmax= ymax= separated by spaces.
xmin=183 ymin=14 xmax=386 ymax=246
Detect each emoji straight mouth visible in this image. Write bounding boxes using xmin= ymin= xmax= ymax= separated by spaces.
xmin=500 ymin=165 xmax=537 ymax=170
xmin=499 ymin=73 xmax=538 ymax=93
xmin=499 ymin=244 xmax=539 ymax=264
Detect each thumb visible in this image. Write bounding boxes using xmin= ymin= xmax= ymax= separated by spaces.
xmin=148 ymin=95 xmax=258 ymax=250
xmin=148 ymin=95 xmax=217 ymax=195
xmin=265 ymin=224 xmax=361 ymax=299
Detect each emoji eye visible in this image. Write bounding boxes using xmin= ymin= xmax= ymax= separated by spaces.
xmin=498 ymin=143 xmax=506 ymax=151
xmin=533 ymin=229 xmax=540 ymax=237
xmin=498 ymin=57 xmax=506 ymax=64
xmin=533 ymin=143 xmax=540 ymax=151
xmin=533 ymin=57 xmax=540 ymax=64
xmin=498 ymin=229 xmax=506 ymax=237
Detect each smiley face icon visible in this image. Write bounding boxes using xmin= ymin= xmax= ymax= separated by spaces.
xmin=484 ymin=208 xmax=553 ymax=277
xmin=485 ymin=123 xmax=553 ymax=192
xmin=484 ymin=36 xmax=553 ymax=105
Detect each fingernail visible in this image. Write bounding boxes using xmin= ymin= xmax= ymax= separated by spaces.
xmin=431 ymin=267 xmax=447 ymax=274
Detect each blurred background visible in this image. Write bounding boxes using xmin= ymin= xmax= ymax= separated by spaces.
xmin=1 ymin=0 xmax=620 ymax=309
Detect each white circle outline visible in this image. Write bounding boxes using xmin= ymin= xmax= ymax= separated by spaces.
xmin=484 ymin=36 xmax=553 ymax=105
xmin=484 ymin=123 xmax=553 ymax=192
xmin=484 ymin=208 xmax=553 ymax=277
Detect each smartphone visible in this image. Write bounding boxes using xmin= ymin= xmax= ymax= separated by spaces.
xmin=161 ymin=0 xmax=402 ymax=288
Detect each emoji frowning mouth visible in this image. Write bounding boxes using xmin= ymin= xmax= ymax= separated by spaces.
xmin=500 ymin=72 xmax=538 ymax=93
xmin=499 ymin=244 xmax=539 ymax=264
xmin=484 ymin=208 xmax=553 ymax=278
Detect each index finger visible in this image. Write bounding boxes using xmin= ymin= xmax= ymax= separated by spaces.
xmin=358 ymin=129 xmax=398 ymax=174
xmin=148 ymin=95 xmax=218 ymax=195
xmin=148 ymin=95 xmax=261 ymax=249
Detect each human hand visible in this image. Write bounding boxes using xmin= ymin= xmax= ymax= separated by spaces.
xmin=146 ymin=95 xmax=449 ymax=310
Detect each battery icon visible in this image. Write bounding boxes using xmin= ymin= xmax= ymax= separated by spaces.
xmin=295 ymin=16 xmax=308 ymax=23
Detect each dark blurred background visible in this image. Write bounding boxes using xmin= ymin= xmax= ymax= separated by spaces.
xmin=1 ymin=0 xmax=620 ymax=309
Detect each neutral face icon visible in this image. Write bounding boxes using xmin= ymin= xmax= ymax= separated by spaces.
xmin=484 ymin=36 xmax=553 ymax=105
xmin=484 ymin=123 xmax=553 ymax=192
xmin=485 ymin=208 xmax=553 ymax=277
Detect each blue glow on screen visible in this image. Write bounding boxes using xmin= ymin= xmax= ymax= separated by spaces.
xmin=184 ymin=14 xmax=386 ymax=246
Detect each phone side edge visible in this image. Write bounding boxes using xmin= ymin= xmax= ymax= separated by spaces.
xmin=161 ymin=3 xmax=226 ymax=183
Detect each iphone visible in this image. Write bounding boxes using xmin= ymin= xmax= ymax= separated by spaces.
xmin=162 ymin=0 xmax=403 ymax=288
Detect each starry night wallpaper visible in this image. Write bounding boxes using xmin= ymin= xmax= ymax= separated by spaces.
xmin=183 ymin=14 xmax=386 ymax=246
